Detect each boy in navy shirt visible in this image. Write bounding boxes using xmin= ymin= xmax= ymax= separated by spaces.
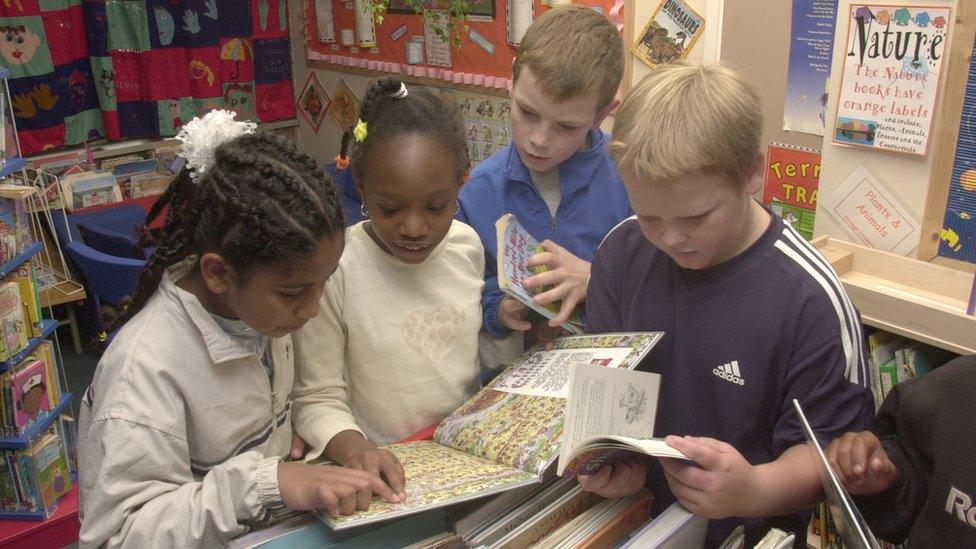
xmin=580 ymin=63 xmax=875 ymax=546
xmin=457 ymin=6 xmax=632 ymax=348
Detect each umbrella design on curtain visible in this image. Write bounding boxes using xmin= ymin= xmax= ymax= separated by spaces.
xmin=221 ymin=38 xmax=253 ymax=80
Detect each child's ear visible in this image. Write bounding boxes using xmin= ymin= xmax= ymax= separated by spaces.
xmin=198 ymin=252 xmax=234 ymax=295
xmin=743 ymin=152 xmax=766 ymax=195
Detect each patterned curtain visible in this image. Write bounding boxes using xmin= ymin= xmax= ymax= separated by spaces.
xmin=0 ymin=0 xmax=295 ymax=156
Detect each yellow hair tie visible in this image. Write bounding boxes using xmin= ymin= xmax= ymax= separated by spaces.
xmin=353 ymin=119 xmax=368 ymax=142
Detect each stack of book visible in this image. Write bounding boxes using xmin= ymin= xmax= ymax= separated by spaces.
xmin=0 ymin=422 xmax=72 ymax=516
xmin=0 ymin=262 xmax=45 ymax=361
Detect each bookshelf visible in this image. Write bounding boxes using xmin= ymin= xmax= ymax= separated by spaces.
xmin=0 ymin=70 xmax=74 ymax=521
xmin=812 ymin=236 xmax=976 ymax=355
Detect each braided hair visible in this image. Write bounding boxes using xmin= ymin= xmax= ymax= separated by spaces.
xmin=114 ymin=132 xmax=344 ymax=332
xmin=337 ymin=77 xmax=469 ymax=186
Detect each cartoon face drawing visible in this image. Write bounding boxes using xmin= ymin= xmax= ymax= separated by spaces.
xmin=168 ymin=99 xmax=183 ymax=129
xmin=154 ymin=6 xmax=175 ymax=45
xmin=224 ymin=83 xmax=254 ymax=119
xmin=19 ymin=384 xmax=45 ymax=422
xmin=0 ymin=25 xmax=40 ymax=65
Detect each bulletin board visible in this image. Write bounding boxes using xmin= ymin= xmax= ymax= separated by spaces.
xmin=303 ymin=0 xmax=625 ymax=92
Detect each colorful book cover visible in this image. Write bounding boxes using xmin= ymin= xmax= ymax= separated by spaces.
xmin=0 ymin=282 xmax=27 ymax=361
xmin=763 ymin=144 xmax=821 ymax=240
xmin=0 ymin=198 xmax=18 ymax=264
xmin=10 ymin=360 xmax=50 ymax=431
xmin=29 ymin=434 xmax=72 ymax=511
xmin=12 ymin=264 xmax=42 ymax=338
xmin=495 ymin=213 xmax=583 ymax=334
xmin=632 ymin=0 xmax=704 ymax=68
xmin=0 ymin=456 xmax=17 ymax=511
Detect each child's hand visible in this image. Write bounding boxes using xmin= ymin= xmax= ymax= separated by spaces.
xmin=290 ymin=433 xmax=308 ymax=460
xmin=277 ymin=461 xmax=398 ymax=516
xmin=576 ymin=458 xmax=647 ymax=498
xmin=524 ymin=240 xmax=590 ymax=327
xmin=499 ymin=295 xmax=531 ymax=331
xmin=658 ymin=435 xmax=759 ymax=519
xmin=826 ymin=431 xmax=898 ymax=495
xmin=344 ymin=446 xmax=406 ymax=500
xmin=326 ymin=431 xmax=407 ymax=500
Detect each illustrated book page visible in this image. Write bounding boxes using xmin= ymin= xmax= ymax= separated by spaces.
xmin=558 ymin=363 xmax=688 ymax=476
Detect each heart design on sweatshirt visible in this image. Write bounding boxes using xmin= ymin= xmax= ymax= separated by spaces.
xmin=402 ymin=304 xmax=465 ymax=362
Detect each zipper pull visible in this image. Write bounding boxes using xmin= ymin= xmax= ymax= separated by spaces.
xmin=270 ymin=391 xmax=278 ymax=424
xmin=550 ymin=216 xmax=557 ymax=230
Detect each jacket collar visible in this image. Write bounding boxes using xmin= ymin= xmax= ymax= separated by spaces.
xmin=159 ymin=261 xmax=256 ymax=365
xmin=502 ymin=128 xmax=609 ymax=197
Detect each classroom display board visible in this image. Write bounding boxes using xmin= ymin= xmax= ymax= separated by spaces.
xmin=303 ymin=0 xmax=624 ymax=91
xmin=939 ymin=42 xmax=976 ymax=264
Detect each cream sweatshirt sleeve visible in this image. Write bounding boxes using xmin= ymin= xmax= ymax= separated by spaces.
xmin=291 ymin=266 xmax=364 ymax=460
xmin=79 ymin=418 xmax=280 ymax=548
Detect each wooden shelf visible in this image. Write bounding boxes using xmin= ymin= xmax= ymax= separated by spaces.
xmin=812 ymin=236 xmax=976 ymax=355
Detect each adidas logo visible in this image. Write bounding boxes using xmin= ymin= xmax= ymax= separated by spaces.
xmin=713 ymin=361 xmax=745 ymax=385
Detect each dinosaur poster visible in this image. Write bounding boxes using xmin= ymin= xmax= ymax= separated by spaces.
xmin=632 ymin=0 xmax=704 ymax=68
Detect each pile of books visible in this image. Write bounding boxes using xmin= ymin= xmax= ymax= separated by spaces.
xmin=1 ymin=339 xmax=62 ymax=436
xmin=0 ymin=422 xmax=72 ymax=516
xmin=54 ymin=152 xmax=176 ymax=212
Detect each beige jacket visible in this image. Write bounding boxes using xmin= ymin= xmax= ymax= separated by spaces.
xmin=78 ymin=267 xmax=293 ymax=548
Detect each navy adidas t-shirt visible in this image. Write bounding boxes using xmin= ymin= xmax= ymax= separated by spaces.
xmin=586 ymin=213 xmax=875 ymax=547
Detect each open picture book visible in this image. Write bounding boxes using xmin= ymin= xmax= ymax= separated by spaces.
xmin=557 ymin=363 xmax=689 ymax=477
xmin=495 ymin=213 xmax=584 ymax=334
xmin=318 ymin=332 xmax=663 ymax=530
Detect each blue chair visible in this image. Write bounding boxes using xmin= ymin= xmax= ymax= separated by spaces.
xmin=65 ymin=240 xmax=146 ymax=343
xmin=52 ymin=203 xmax=148 ymax=244
xmin=77 ymin=223 xmax=147 ymax=260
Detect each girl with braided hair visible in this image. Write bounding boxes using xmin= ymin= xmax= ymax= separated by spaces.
xmin=292 ymin=78 xmax=483 ymax=485
xmin=78 ymin=111 xmax=402 ymax=549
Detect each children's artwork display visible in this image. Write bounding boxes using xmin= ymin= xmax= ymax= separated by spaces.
xmin=938 ymin=43 xmax=976 ymax=263
xmin=303 ymin=1 xmax=622 ymax=91
xmin=440 ymin=88 xmax=512 ymax=165
xmin=632 ymin=0 xmax=704 ymax=68
xmin=328 ymin=79 xmax=361 ymax=130
xmin=298 ymin=73 xmax=330 ymax=133
xmin=763 ymin=144 xmax=822 ymax=240
xmin=783 ymin=0 xmax=838 ymax=136
xmin=832 ymin=4 xmax=951 ymax=156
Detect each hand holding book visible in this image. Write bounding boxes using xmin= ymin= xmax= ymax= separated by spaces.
xmin=522 ymin=239 xmax=592 ymax=328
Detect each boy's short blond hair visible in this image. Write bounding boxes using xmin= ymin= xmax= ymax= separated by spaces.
xmin=513 ymin=5 xmax=623 ymax=111
xmin=611 ymin=63 xmax=762 ymax=187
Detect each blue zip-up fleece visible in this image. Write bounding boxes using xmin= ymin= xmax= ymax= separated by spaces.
xmin=457 ymin=128 xmax=632 ymax=337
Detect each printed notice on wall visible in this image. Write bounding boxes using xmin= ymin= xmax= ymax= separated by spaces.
xmin=424 ymin=10 xmax=452 ymax=68
xmin=825 ymin=165 xmax=919 ymax=254
xmin=832 ymin=5 xmax=950 ymax=156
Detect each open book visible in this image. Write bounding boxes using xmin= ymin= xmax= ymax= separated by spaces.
xmin=495 ymin=213 xmax=583 ymax=334
xmin=557 ymin=364 xmax=689 ymax=477
xmin=318 ymin=332 xmax=663 ymax=530
xmin=794 ymin=399 xmax=880 ymax=549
